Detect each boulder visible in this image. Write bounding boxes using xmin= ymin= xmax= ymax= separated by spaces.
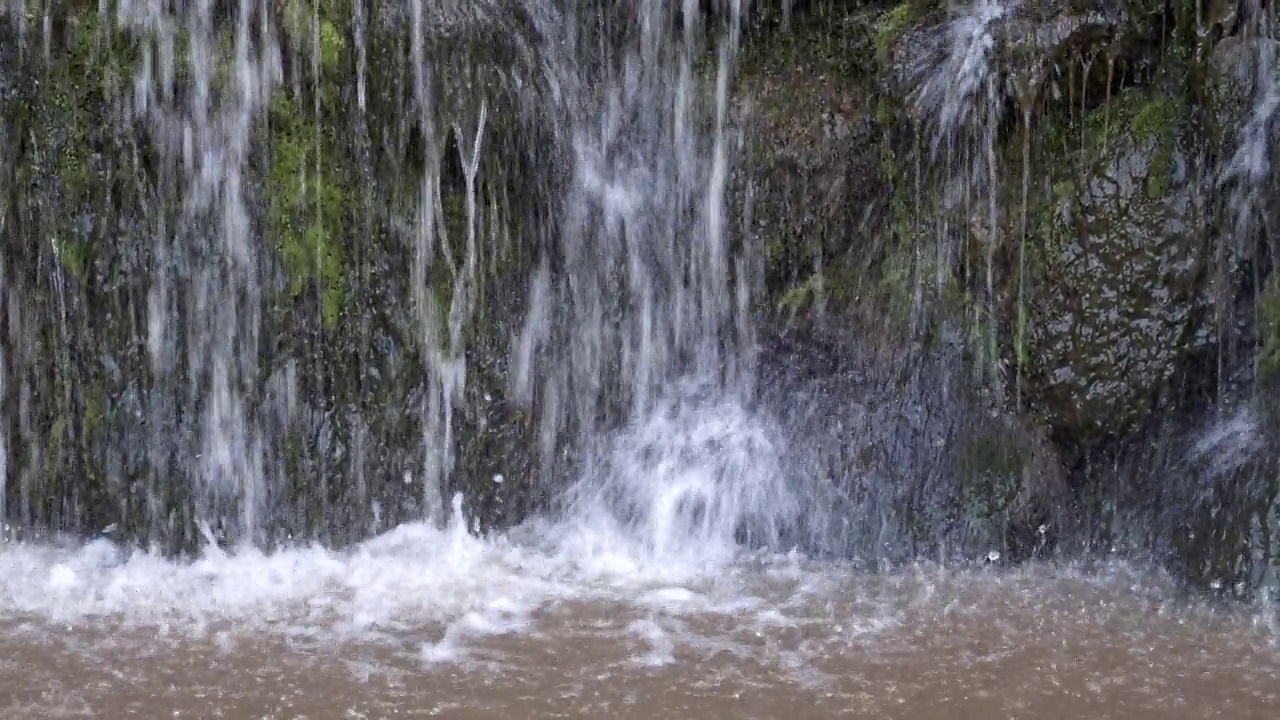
xmin=756 ymin=328 xmax=1071 ymax=563
xmin=1020 ymin=85 xmax=1210 ymax=439
xmin=882 ymin=0 xmax=1133 ymax=118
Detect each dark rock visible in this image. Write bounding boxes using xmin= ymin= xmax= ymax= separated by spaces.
xmin=1019 ymin=85 xmax=1210 ymax=439
xmin=883 ymin=0 xmax=1138 ymax=120
xmin=756 ymin=326 xmax=1071 ymax=562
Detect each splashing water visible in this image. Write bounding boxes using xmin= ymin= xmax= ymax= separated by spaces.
xmin=0 ymin=0 xmax=801 ymax=634
xmin=553 ymin=388 xmax=804 ymax=574
xmin=1221 ymin=1 xmax=1279 ymax=249
xmin=2 ymin=0 xmax=787 ymax=581
xmin=905 ymin=0 xmax=1012 ymax=385
xmin=511 ymin=0 xmax=756 ymax=474
xmin=912 ymin=0 xmax=1010 ymax=158
xmin=0 ymin=252 xmax=5 ymax=542
xmin=4 ymin=6 xmax=1280 ymax=715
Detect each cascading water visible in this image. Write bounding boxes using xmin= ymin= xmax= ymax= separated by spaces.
xmin=116 ymin=0 xmax=282 ymax=545
xmin=4 ymin=3 xmax=1280 ymax=716
xmin=510 ymin=0 xmax=808 ymax=561
xmin=0 ymin=0 xmax=799 ymax=563
xmin=1215 ymin=0 xmax=1280 ymax=598
xmin=907 ymin=0 xmax=1009 ymax=392
xmin=1221 ymin=0 xmax=1278 ymax=251
xmin=0 ymin=250 xmax=5 ymax=542
xmin=5 ymin=0 xmax=1259 ymax=570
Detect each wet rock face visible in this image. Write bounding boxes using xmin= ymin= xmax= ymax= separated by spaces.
xmin=1104 ymin=405 xmax=1280 ymax=597
xmin=1025 ymin=87 xmax=1209 ymax=438
xmin=882 ymin=0 xmax=1133 ymax=115
xmin=756 ymin=328 xmax=1071 ymax=563
xmin=1259 ymin=276 xmax=1280 ymax=392
xmin=734 ymin=9 xmax=883 ymax=314
xmin=452 ymin=302 xmax=542 ymax=535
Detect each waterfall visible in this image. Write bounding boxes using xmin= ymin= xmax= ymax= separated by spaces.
xmin=1221 ymin=0 xmax=1278 ymax=250
xmin=0 ymin=0 xmax=1275 ymax=593
xmin=512 ymin=0 xmax=757 ymax=448
xmin=907 ymin=0 xmax=1010 ymax=391
xmin=1215 ymin=0 xmax=1280 ymax=597
xmin=118 ymin=0 xmax=281 ymax=545
xmin=0 ymin=248 xmax=6 ymax=542
xmin=503 ymin=0 xmax=809 ymax=558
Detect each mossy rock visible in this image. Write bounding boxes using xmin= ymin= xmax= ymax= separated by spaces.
xmin=756 ymin=327 xmax=1070 ymax=562
xmin=1019 ymin=84 xmax=1209 ymax=439
xmin=1259 ymin=276 xmax=1280 ymax=389
xmin=952 ymin=416 xmax=1071 ymax=560
xmin=735 ymin=6 xmax=885 ymax=320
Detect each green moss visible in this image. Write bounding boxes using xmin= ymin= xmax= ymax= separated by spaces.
xmin=877 ymin=132 xmax=930 ymax=335
xmin=874 ymin=3 xmax=914 ymax=65
xmin=268 ymin=95 xmax=348 ymax=330
xmin=739 ymin=4 xmax=875 ymax=80
xmin=1259 ymin=277 xmax=1280 ymax=386
xmin=52 ymin=236 xmax=89 ymax=278
xmin=318 ymin=19 xmax=345 ymax=72
xmin=82 ymin=383 xmax=107 ymax=444
xmin=30 ymin=10 xmax=141 ymax=279
xmin=777 ymin=272 xmax=824 ymax=315
xmin=266 ymin=0 xmax=355 ymax=330
xmin=283 ymin=0 xmax=351 ymax=73
xmin=1128 ymin=95 xmax=1177 ymax=199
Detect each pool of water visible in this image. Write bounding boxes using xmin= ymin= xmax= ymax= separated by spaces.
xmin=2 ymin=521 xmax=1277 ymax=719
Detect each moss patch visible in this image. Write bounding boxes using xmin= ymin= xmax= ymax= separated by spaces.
xmin=1128 ymin=95 xmax=1177 ymax=198
xmin=267 ymin=95 xmax=348 ymax=330
xmin=873 ymin=2 xmax=915 ymax=65
xmin=1259 ymin=276 xmax=1280 ymax=386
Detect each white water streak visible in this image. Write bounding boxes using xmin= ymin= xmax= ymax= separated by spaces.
xmin=1221 ymin=3 xmax=1279 ymax=253
xmin=118 ymin=0 xmax=281 ymax=543
xmin=408 ymin=0 xmax=495 ymax=524
xmin=910 ymin=0 xmax=1010 ymax=380
xmin=512 ymin=0 xmax=754 ymax=474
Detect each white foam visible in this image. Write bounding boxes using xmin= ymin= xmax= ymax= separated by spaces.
xmin=0 ymin=516 xmax=797 ymax=667
xmin=0 ymin=398 xmax=827 ymax=666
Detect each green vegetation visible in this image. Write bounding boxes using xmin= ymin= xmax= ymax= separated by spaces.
xmin=873 ymin=2 xmax=914 ymax=65
xmin=1259 ymin=276 xmax=1280 ymax=387
xmin=0 ymin=0 xmax=1276 ymax=588
xmin=267 ymin=94 xmax=348 ymax=330
xmin=1128 ymin=94 xmax=1178 ymax=198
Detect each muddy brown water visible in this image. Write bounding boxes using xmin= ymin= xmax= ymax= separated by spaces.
xmin=2 ymin=556 xmax=1277 ymax=719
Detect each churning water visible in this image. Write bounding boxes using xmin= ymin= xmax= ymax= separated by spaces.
xmin=2 ymin=0 xmax=1280 ymax=716
xmin=3 ymin=507 xmax=1280 ymax=718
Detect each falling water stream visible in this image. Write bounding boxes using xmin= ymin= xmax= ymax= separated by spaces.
xmin=2 ymin=0 xmax=1280 ymax=717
